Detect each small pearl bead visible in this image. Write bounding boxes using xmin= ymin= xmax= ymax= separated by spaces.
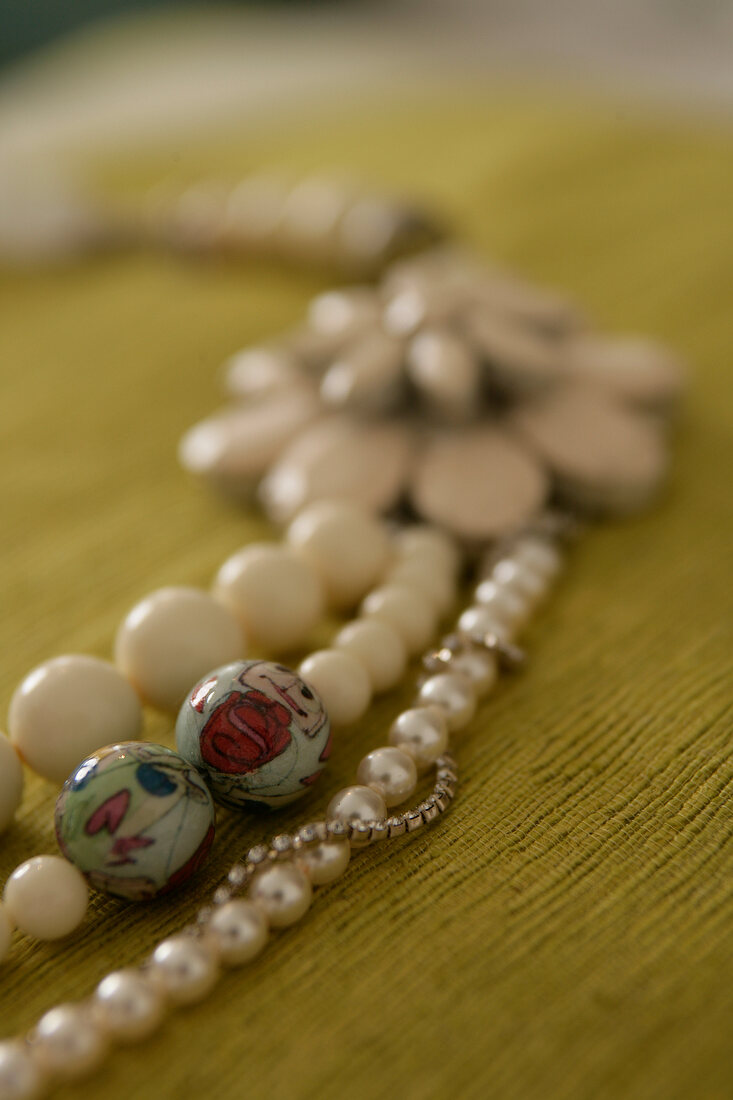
xmin=35 ymin=1004 xmax=107 ymax=1080
xmin=386 ymin=559 xmax=455 ymax=617
xmin=474 ymin=579 xmax=529 ymax=629
xmin=360 ymin=584 xmax=437 ymax=656
xmin=208 ymin=900 xmax=269 ymax=966
xmin=298 ymin=649 xmax=371 ymax=727
xmin=0 ymin=734 xmax=23 ymax=835
xmin=492 ymin=558 xmax=547 ymax=604
xmin=393 ymin=525 xmax=460 ymax=577
xmin=0 ymin=1041 xmax=43 ymax=1100
xmin=297 ymin=839 xmax=351 ymax=885
xmin=149 ymin=936 xmax=219 ymax=1005
xmin=388 ymin=707 xmax=449 ymax=771
xmin=514 ymin=537 xmax=562 ymax=580
xmin=286 ymin=501 xmax=389 ymax=609
xmin=8 ymin=655 xmax=142 ymax=785
xmin=93 ymin=970 xmax=165 ymax=1043
xmin=458 ymin=605 xmax=514 ymax=645
xmin=418 ymin=673 xmax=476 ymax=731
xmin=4 ymin=856 xmax=88 ymax=941
xmin=357 ymin=746 xmax=417 ymax=807
xmin=249 ymin=863 xmax=312 ymax=929
xmin=334 ymin=619 xmax=406 ymax=694
xmin=0 ymin=903 xmax=12 ymax=963
xmin=327 ymin=785 xmax=387 ymax=826
xmin=449 ymin=649 xmax=498 ymax=698
xmin=214 ymin=543 xmax=323 ymax=653
xmin=115 ymin=587 xmax=245 ymax=711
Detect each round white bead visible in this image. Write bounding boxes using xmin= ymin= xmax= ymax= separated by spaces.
xmin=356 ymin=746 xmax=417 ymax=807
xmin=8 ymin=655 xmax=142 ymax=785
xmin=208 ymin=900 xmax=268 ymax=966
xmin=149 ymin=936 xmax=219 ymax=1005
xmin=386 ymin=559 xmax=455 ymax=617
xmin=474 ymin=579 xmax=529 ymax=629
xmin=492 ymin=557 xmax=548 ymax=604
xmin=392 ymin=525 xmax=460 ymax=577
xmin=388 ymin=707 xmax=449 ymax=771
xmin=448 ymin=648 xmax=498 ymax=698
xmin=115 ymin=587 xmax=245 ymax=711
xmin=249 ymin=863 xmax=312 ymax=929
xmin=3 ymin=856 xmax=88 ymax=941
xmin=298 ymin=649 xmax=371 ymax=727
xmin=35 ymin=1004 xmax=106 ymax=1080
xmin=514 ymin=537 xmax=562 ymax=580
xmin=458 ymin=605 xmax=514 ymax=645
xmin=0 ymin=733 xmax=23 ymax=834
xmin=214 ymin=543 xmax=323 ymax=653
xmin=333 ymin=619 xmax=406 ymax=694
xmin=418 ymin=673 xmax=476 ymax=731
xmin=93 ymin=970 xmax=165 ymax=1043
xmin=296 ymin=839 xmax=351 ymax=885
xmin=360 ymin=584 xmax=437 ymax=656
xmin=286 ymin=501 xmax=389 ymax=609
xmin=0 ymin=1041 xmax=43 ymax=1100
xmin=327 ymin=785 xmax=387 ymax=826
xmin=0 ymin=903 xmax=12 ymax=963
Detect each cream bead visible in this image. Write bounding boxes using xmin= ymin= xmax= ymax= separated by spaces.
xmin=0 ymin=1041 xmax=44 ymax=1100
xmin=214 ymin=543 xmax=323 ymax=653
xmin=208 ymin=900 xmax=268 ymax=966
xmin=286 ymin=501 xmax=390 ymax=609
xmin=449 ymin=648 xmax=498 ymax=698
xmin=418 ymin=673 xmax=476 ymax=731
xmin=3 ymin=856 xmax=88 ymax=941
xmin=388 ymin=707 xmax=449 ymax=772
xmin=393 ymin=525 xmax=460 ymax=578
xmin=356 ymin=746 xmax=417 ymax=807
xmin=474 ymin=579 xmax=529 ymax=630
xmin=93 ymin=970 xmax=165 ymax=1043
xmin=327 ymin=785 xmax=387 ymax=826
xmin=360 ymin=584 xmax=437 ymax=656
xmin=492 ymin=558 xmax=548 ymax=604
xmin=0 ymin=904 xmax=12 ymax=963
xmin=298 ymin=649 xmax=371 ymax=727
xmin=0 ymin=733 xmax=23 ymax=834
xmin=149 ymin=936 xmax=219 ymax=1005
xmin=333 ymin=619 xmax=406 ymax=693
xmin=8 ymin=655 xmax=142 ymax=785
xmin=296 ymin=839 xmax=350 ymax=885
xmin=249 ymin=863 xmax=312 ymax=929
xmin=34 ymin=1004 xmax=107 ymax=1080
xmin=458 ymin=605 xmax=514 ymax=645
xmin=386 ymin=559 xmax=455 ymax=617
xmin=514 ymin=537 xmax=562 ymax=580
xmin=115 ymin=587 xmax=245 ymax=711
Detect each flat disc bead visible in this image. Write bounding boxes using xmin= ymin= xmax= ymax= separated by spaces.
xmin=286 ymin=501 xmax=390 ymax=609
xmin=115 ymin=587 xmax=245 ymax=711
xmin=3 ymin=855 xmax=88 ymax=940
xmin=208 ymin=900 xmax=268 ymax=966
xmin=388 ymin=707 xmax=449 ymax=771
xmin=0 ymin=733 xmax=23 ymax=834
xmin=176 ymin=660 xmax=331 ymax=809
xmin=213 ymin=543 xmax=323 ymax=653
xmin=298 ymin=649 xmax=371 ymax=727
xmin=360 ymin=583 xmax=437 ymax=655
xmin=8 ymin=655 xmax=142 ymax=785
xmin=356 ymin=746 xmax=417 ymax=807
xmin=55 ymin=743 xmax=215 ymax=901
xmin=333 ymin=618 xmax=406 ymax=694
xmin=249 ymin=862 xmax=312 ymax=928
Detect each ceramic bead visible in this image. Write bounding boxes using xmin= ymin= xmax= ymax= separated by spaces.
xmin=208 ymin=900 xmax=269 ymax=966
xmin=249 ymin=863 xmax=312 ymax=928
xmin=286 ymin=501 xmax=389 ymax=609
xmin=8 ymin=655 xmax=143 ymax=786
xmin=176 ymin=660 xmax=331 ymax=809
xmin=333 ymin=619 xmax=406 ymax=693
xmin=93 ymin=970 xmax=165 ymax=1042
xmin=35 ymin=1004 xmax=107 ymax=1080
xmin=356 ymin=747 xmax=417 ymax=807
xmin=327 ymin=785 xmax=387 ymax=826
xmin=360 ymin=584 xmax=437 ymax=656
xmin=214 ymin=543 xmax=323 ymax=653
xmin=0 ymin=903 xmax=12 ymax=963
xmin=449 ymin=648 xmax=498 ymax=698
xmin=298 ymin=649 xmax=371 ymax=727
xmin=296 ymin=839 xmax=350 ymax=885
xmin=0 ymin=733 xmax=23 ymax=834
xmin=0 ymin=1040 xmax=43 ymax=1100
xmin=149 ymin=936 xmax=219 ymax=1005
xmin=3 ymin=855 xmax=88 ymax=940
xmin=115 ymin=587 xmax=245 ymax=711
xmin=55 ymin=743 xmax=215 ymax=901
xmin=388 ymin=707 xmax=449 ymax=771
xmin=418 ymin=673 xmax=476 ymax=731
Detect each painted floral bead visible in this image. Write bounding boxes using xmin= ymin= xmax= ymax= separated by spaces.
xmin=54 ymin=743 xmax=215 ymax=901
xmin=175 ymin=660 xmax=331 ymax=810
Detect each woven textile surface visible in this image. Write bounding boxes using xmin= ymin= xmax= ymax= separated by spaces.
xmin=1 ymin=94 xmax=732 ymax=1100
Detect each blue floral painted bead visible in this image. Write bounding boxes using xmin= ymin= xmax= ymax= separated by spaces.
xmin=175 ymin=659 xmax=331 ymax=810
xmin=55 ymin=742 xmax=215 ymax=901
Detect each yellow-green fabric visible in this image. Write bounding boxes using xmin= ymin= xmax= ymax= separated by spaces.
xmin=1 ymin=94 xmax=732 ymax=1100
